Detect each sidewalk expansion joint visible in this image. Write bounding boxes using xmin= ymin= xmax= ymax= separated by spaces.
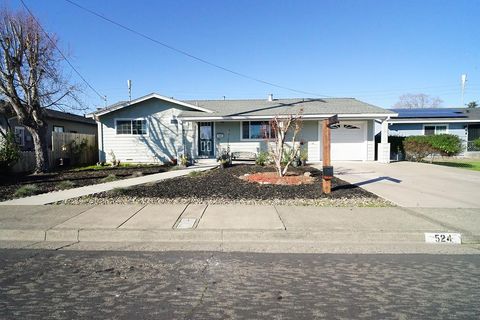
xmin=46 ymin=206 xmax=95 ymax=231
xmin=274 ymin=205 xmax=287 ymax=231
xmin=116 ymin=205 xmax=147 ymax=229
xmin=172 ymin=204 xmax=190 ymax=229
xmin=194 ymin=204 xmax=208 ymax=229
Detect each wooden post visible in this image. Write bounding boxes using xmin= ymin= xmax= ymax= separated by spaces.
xmin=322 ymin=119 xmax=331 ymax=194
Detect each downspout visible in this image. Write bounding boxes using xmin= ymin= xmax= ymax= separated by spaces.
xmin=95 ymin=115 xmax=104 ymax=163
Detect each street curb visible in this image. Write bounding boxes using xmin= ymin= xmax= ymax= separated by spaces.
xmin=1 ymin=228 xmax=478 ymax=244
xmin=0 ymin=229 xmax=46 ymax=241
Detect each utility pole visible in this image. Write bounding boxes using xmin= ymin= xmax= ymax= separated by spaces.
xmin=127 ymin=80 xmax=132 ymax=101
xmin=461 ymin=74 xmax=467 ymax=106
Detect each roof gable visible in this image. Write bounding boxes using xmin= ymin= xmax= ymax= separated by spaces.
xmin=88 ymin=93 xmax=214 ymax=118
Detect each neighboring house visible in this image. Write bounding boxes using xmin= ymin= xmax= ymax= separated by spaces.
xmin=387 ymin=108 xmax=480 ymax=155
xmin=0 ymin=109 xmax=97 ymax=151
xmin=88 ymin=92 xmax=395 ymax=164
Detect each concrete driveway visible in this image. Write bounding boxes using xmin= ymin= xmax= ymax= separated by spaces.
xmin=329 ymin=161 xmax=480 ymax=208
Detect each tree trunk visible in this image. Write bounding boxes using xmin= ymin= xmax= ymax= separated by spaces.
xmin=27 ymin=125 xmax=50 ymax=173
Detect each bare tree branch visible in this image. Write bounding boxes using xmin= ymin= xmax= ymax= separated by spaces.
xmin=393 ymin=93 xmax=443 ymax=109
xmin=0 ymin=7 xmax=82 ymax=172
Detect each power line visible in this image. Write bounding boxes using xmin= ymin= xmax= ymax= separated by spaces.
xmin=20 ymin=0 xmax=106 ymax=102
xmin=63 ymin=0 xmax=333 ymax=98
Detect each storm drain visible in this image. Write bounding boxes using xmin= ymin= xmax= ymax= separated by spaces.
xmin=176 ymin=218 xmax=196 ymax=229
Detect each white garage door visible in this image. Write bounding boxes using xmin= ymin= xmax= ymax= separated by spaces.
xmin=330 ymin=121 xmax=367 ymax=161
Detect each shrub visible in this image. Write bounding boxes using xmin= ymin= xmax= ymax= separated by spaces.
xmin=14 ymin=184 xmax=39 ymax=198
xmin=55 ymin=180 xmax=75 ymax=190
xmin=473 ymin=138 xmax=480 ymax=149
xmin=403 ymin=136 xmax=436 ymax=161
xmin=280 ymin=148 xmax=293 ymax=166
xmin=188 ymin=170 xmax=203 ymax=177
xmin=130 ymin=171 xmax=143 ymax=178
xmin=428 ymin=134 xmax=462 ymax=156
xmin=255 ymin=151 xmax=269 ymax=166
xmin=0 ymin=131 xmax=20 ymax=173
xmin=403 ymin=134 xmax=462 ymax=162
xmin=107 ymin=187 xmax=128 ymax=197
xmin=101 ymin=174 xmax=118 ymax=183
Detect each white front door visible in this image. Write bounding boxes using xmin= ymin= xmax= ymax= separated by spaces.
xmin=330 ymin=121 xmax=367 ymax=161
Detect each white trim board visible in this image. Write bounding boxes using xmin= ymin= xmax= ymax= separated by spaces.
xmin=179 ymin=113 xmax=395 ymax=121
xmin=388 ymin=119 xmax=480 ymax=124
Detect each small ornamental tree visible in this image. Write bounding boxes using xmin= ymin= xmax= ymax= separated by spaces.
xmin=269 ymin=111 xmax=303 ymax=177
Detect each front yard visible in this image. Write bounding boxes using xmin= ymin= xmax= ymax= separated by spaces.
xmin=0 ymin=164 xmax=171 ymax=201
xmin=432 ymin=159 xmax=480 ymax=172
xmin=69 ymin=164 xmax=391 ymax=207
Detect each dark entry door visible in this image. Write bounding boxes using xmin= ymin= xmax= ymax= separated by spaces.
xmin=198 ymin=122 xmax=214 ymax=158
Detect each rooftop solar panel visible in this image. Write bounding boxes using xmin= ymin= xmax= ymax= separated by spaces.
xmin=389 ymin=108 xmax=466 ymax=118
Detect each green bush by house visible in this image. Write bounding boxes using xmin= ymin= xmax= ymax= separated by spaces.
xmin=0 ymin=131 xmax=20 ymax=173
xmin=474 ymin=138 xmax=480 ymax=149
xmin=403 ymin=134 xmax=462 ymax=162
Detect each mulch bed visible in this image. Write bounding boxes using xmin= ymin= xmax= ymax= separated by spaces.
xmin=79 ymin=164 xmax=388 ymax=206
xmin=0 ymin=165 xmax=170 ymax=201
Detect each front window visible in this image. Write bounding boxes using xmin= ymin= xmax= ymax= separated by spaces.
xmin=424 ymin=125 xmax=447 ymax=136
xmin=53 ymin=126 xmax=64 ymax=133
xmin=14 ymin=126 xmax=25 ymax=146
xmin=116 ymin=119 xmax=147 ymax=135
xmin=242 ymin=121 xmax=274 ymax=140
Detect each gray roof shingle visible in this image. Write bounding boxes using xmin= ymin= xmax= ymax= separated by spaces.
xmin=178 ymin=98 xmax=393 ymax=118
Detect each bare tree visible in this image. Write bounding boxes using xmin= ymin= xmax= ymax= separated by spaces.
xmin=0 ymin=8 xmax=80 ymax=173
xmin=393 ymin=93 xmax=443 ymax=109
xmin=269 ymin=111 xmax=303 ymax=177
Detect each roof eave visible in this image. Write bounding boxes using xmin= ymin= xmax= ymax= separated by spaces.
xmin=178 ymin=113 xmax=396 ymax=121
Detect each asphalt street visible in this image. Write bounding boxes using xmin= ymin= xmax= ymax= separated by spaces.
xmin=0 ymin=250 xmax=479 ymax=319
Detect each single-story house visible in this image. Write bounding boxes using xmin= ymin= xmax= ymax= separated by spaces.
xmin=387 ymin=108 xmax=480 ymax=155
xmin=88 ymin=93 xmax=396 ymax=164
xmin=0 ymin=108 xmax=97 ymax=151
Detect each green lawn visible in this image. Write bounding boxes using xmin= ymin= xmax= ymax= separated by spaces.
xmin=433 ymin=160 xmax=480 ymax=172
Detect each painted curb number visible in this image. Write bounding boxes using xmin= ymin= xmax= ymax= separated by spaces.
xmin=425 ymin=233 xmax=461 ymax=244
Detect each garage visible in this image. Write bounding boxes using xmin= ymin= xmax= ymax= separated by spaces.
xmin=330 ymin=121 xmax=367 ymax=161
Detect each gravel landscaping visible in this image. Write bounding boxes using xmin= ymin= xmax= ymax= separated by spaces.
xmin=0 ymin=165 xmax=171 ymax=201
xmin=67 ymin=164 xmax=392 ymax=207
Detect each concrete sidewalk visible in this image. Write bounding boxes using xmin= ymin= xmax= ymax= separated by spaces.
xmin=0 ymin=204 xmax=479 ymax=253
xmin=0 ymin=165 xmax=216 ymax=206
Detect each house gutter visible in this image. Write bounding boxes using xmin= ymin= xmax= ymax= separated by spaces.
xmin=178 ymin=113 xmax=397 ymax=121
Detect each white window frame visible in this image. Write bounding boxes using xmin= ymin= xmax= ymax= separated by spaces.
xmin=423 ymin=124 xmax=449 ymax=136
xmin=240 ymin=121 xmax=274 ymax=141
xmin=115 ymin=118 xmax=149 ymax=136
xmin=14 ymin=126 xmax=25 ymax=146
xmin=53 ymin=125 xmax=64 ymax=133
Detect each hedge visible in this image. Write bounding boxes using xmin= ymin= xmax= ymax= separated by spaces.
xmin=403 ymin=134 xmax=462 ymax=162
